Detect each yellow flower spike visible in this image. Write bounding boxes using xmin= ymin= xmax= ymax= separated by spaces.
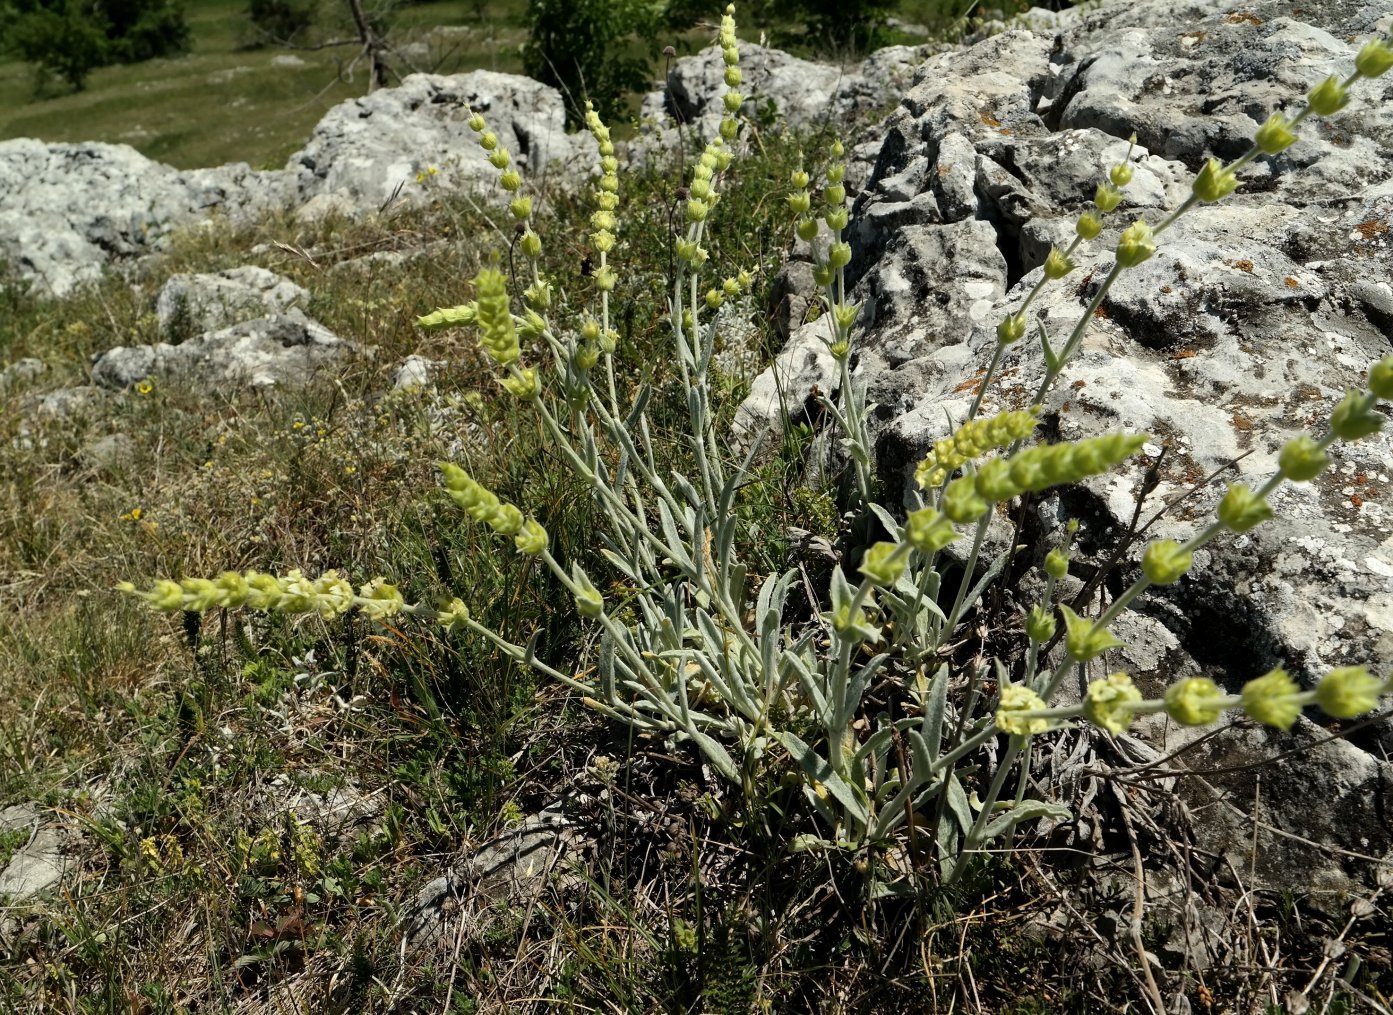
xmin=472 ymin=267 xmax=520 ymax=367
xmin=942 ymin=475 xmax=990 ymax=523
xmin=502 ymin=366 xmax=542 ymax=400
xmin=1083 ymin=672 xmax=1142 ymax=734
xmin=119 ymin=579 xmax=185 ymax=612
xmin=1314 ymin=665 xmax=1385 ymax=719
xmin=1241 ymin=667 xmax=1305 ymax=730
xmin=245 ymin=572 xmax=284 ymax=610
xmin=358 ymin=578 xmax=405 ymax=621
xmin=213 ymin=571 xmax=249 ymax=608
xmin=1164 ymin=676 xmax=1226 ymax=726
xmin=1059 ymin=604 xmax=1122 ymax=663
xmin=313 ymin=571 xmax=356 ymax=619
xmin=417 ymin=303 xmax=478 ymax=330
xmin=995 ymin=683 xmax=1049 ymax=736
xmin=179 ymin=578 xmax=222 ymax=612
xmin=278 ymin=570 xmax=318 ymax=614
xmin=487 ymin=503 xmax=525 ymax=537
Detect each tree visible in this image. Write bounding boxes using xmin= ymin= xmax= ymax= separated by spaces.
xmin=1 ymin=0 xmax=190 ymax=91
xmin=523 ymin=0 xmax=660 ymax=127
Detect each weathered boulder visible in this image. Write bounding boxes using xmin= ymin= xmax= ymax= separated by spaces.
xmin=0 ymin=139 xmax=290 ymax=298
xmin=155 ymin=265 xmax=308 ymax=339
xmin=633 ymin=41 xmax=932 ymax=163
xmin=91 ymin=309 xmax=352 ymax=390
xmin=740 ymin=0 xmax=1393 ymax=890
xmin=288 ymin=70 xmax=591 ymax=211
xmin=0 ymin=804 xmax=77 ymax=903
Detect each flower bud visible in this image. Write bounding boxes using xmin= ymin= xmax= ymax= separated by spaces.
xmin=1075 ymin=211 xmax=1103 ymax=241
xmin=686 ymin=198 xmax=709 ymax=223
xmin=489 ymin=149 xmax=510 ymax=170
xmin=1192 ymin=158 xmax=1240 ymax=203
xmin=790 ymin=169 xmax=810 ymax=189
xmin=828 ymin=339 xmax=850 ymax=360
xmin=796 ymin=217 xmax=819 ymax=242
xmin=436 ymin=597 xmax=471 ymax=632
xmin=812 ymin=264 xmax=833 ymax=287
xmin=1095 ymin=183 xmax=1123 ymax=213
xmin=1141 ymin=539 xmax=1193 ymax=585
xmin=515 ymin=519 xmax=548 ymax=556
xmin=1044 ymin=548 xmax=1070 ymax=579
xmin=974 ymin=457 xmax=1022 ymax=502
xmin=1315 ymin=665 xmax=1385 ymax=718
xmin=520 ymin=231 xmax=542 ymax=258
xmin=467 ymin=112 xmax=486 ymax=132
xmin=358 ymin=578 xmax=405 ymax=620
xmin=942 ymin=475 xmax=989 ymax=523
xmin=1025 ymin=604 xmax=1056 ymax=642
xmin=724 ymin=65 xmax=742 ymax=87
xmin=1059 ymin=604 xmax=1122 ymax=663
xmin=1164 ymin=677 xmax=1225 ymax=726
xmin=832 ymin=302 xmax=858 ymax=331
xmin=1330 ymin=389 xmax=1384 ymax=440
xmin=825 ymin=183 xmax=846 ymax=207
xmin=1355 ymin=38 xmax=1393 ymax=79
xmin=1254 ymin=112 xmax=1297 ymax=155
xmin=1216 ymin=482 xmax=1272 ymax=533
xmin=827 ymin=242 xmax=852 ymax=269
xmin=502 ymin=366 xmax=541 ymax=399
xmin=1278 ymin=435 xmax=1327 ymax=481
xmin=509 ymin=196 xmax=532 ymax=221
xmin=1115 ymin=219 xmax=1157 ymax=269
xmin=787 ymin=190 xmax=811 ymax=214
xmin=859 ymin=541 xmax=906 ymax=587
xmin=906 ymin=508 xmax=959 ymax=553
xmin=1308 ymin=75 xmax=1350 ymax=116
xmin=479 ymin=131 xmax=498 ymax=151
xmin=997 ymin=313 xmax=1027 ymax=345
xmin=593 ymin=264 xmax=618 ymax=292
xmin=723 ymin=91 xmax=744 ymax=113
xmin=1110 ymin=162 xmax=1134 ymax=187
xmin=995 ymin=683 xmax=1049 ymax=736
xmin=1241 ymin=667 xmax=1304 ymax=730
xmin=572 ymin=566 xmax=604 ymax=619
xmin=705 ymin=288 xmax=724 ymax=310
xmin=720 ymin=117 xmax=738 ymax=141
xmin=824 ymin=207 xmax=849 ymax=231
xmin=1083 ymin=672 xmax=1142 ymax=734
xmin=1367 ymin=356 xmax=1393 ymax=400
xmin=1043 ymin=247 xmax=1075 ymax=280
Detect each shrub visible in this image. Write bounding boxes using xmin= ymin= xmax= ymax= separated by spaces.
xmin=1 ymin=0 xmax=189 ymax=90
xmin=123 ymin=11 xmax=1393 ymax=891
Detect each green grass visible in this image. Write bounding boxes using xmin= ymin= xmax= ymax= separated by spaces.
xmin=0 ymin=0 xmax=530 ymax=169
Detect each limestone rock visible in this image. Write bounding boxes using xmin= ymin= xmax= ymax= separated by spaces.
xmin=288 ymin=70 xmax=590 ymax=211
xmin=91 ymin=309 xmax=351 ymax=390
xmin=155 ymin=266 xmax=307 ymax=339
xmin=0 ymin=805 xmax=76 ymax=902
xmin=0 ymin=139 xmax=290 ymax=297
xmin=407 ymin=798 xmax=586 ymax=950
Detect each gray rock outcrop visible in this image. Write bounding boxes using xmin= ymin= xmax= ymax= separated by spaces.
xmin=288 ymin=69 xmax=591 ymax=210
xmin=91 ymin=309 xmax=351 ymax=390
xmin=740 ymin=0 xmax=1393 ymax=890
xmin=0 ymin=140 xmax=290 ymax=298
xmin=155 ymin=265 xmax=308 ymax=339
xmin=635 ymin=41 xmax=931 ymax=161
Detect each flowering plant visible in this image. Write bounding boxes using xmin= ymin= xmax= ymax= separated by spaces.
xmin=123 ymin=13 xmax=1393 ymax=880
